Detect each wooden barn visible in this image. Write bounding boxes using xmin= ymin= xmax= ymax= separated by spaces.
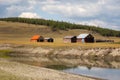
xmin=77 ymin=34 xmax=94 ymax=43
xmin=63 ymin=36 xmax=77 ymax=43
xmin=30 ymin=35 xmax=44 ymax=42
xmin=44 ymin=38 xmax=54 ymax=42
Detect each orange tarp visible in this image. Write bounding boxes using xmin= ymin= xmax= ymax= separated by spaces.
xmin=31 ymin=35 xmax=40 ymax=40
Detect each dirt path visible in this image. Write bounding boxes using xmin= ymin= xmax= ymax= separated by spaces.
xmin=0 ymin=59 xmax=99 ymax=80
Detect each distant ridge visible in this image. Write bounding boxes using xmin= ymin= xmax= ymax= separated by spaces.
xmin=0 ymin=17 xmax=120 ymax=37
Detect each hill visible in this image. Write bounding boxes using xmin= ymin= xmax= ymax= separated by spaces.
xmin=0 ymin=21 xmax=109 ymax=39
xmin=0 ymin=21 xmax=100 ymax=38
xmin=0 ymin=20 xmax=120 ymax=48
xmin=0 ymin=17 xmax=120 ymax=37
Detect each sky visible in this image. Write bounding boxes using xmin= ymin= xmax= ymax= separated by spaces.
xmin=0 ymin=0 xmax=120 ymax=30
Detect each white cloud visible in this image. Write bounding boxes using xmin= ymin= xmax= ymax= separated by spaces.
xmin=42 ymin=4 xmax=89 ymax=16
xmin=78 ymin=20 xmax=107 ymax=27
xmin=41 ymin=0 xmax=104 ymax=17
xmin=28 ymin=0 xmax=37 ymax=5
xmin=78 ymin=20 xmax=120 ymax=30
xmin=0 ymin=0 xmax=120 ymax=30
xmin=5 ymin=2 xmax=34 ymax=17
xmin=19 ymin=12 xmax=40 ymax=18
xmin=7 ymin=5 xmax=26 ymax=12
xmin=0 ymin=0 xmax=21 ymax=5
xmin=40 ymin=0 xmax=60 ymax=4
xmin=41 ymin=0 xmax=120 ymax=18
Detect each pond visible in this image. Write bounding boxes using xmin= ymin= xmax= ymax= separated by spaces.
xmin=63 ymin=66 xmax=120 ymax=80
xmin=8 ymin=57 xmax=120 ymax=80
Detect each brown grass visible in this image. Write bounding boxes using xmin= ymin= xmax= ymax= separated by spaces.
xmin=0 ymin=21 xmax=120 ymax=48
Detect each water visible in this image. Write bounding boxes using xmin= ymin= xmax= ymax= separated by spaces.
xmin=63 ymin=66 xmax=120 ymax=80
xmin=8 ymin=57 xmax=120 ymax=80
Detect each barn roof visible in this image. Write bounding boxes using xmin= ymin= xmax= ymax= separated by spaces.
xmin=31 ymin=35 xmax=40 ymax=40
xmin=77 ymin=34 xmax=89 ymax=38
xmin=64 ymin=36 xmax=75 ymax=39
xmin=44 ymin=38 xmax=53 ymax=40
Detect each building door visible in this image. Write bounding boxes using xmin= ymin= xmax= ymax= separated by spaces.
xmin=82 ymin=39 xmax=85 ymax=43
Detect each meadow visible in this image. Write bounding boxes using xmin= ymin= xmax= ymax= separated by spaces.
xmin=0 ymin=21 xmax=120 ymax=80
xmin=0 ymin=21 xmax=120 ymax=48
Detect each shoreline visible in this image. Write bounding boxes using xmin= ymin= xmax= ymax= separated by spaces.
xmin=0 ymin=58 xmax=101 ymax=80
xmin=1 ymin=44 xmax=119 ymax=60
xmin=0 ymin=43 xmax=120 ymax=80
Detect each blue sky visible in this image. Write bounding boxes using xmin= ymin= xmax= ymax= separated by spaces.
xmin=0 ymin=0 xmax=120 ymax=30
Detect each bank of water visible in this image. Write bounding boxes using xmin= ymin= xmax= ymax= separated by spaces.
xmin=1 ymin=44 xmax=120 ymax=80
xmin=43 ymin=59 xmax=120 ymax=80
xmin=8 ymin=57 xmax=120 ymax=80
xmin=63 ymin=66 xmax=120 ymax=80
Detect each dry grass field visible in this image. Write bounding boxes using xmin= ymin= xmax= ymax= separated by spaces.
xmin=0 ymin=21 xmax=120 ymax=48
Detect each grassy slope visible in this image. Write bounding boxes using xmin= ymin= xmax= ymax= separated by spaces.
xmin=0 ymin=21 xmax=120 ymax=48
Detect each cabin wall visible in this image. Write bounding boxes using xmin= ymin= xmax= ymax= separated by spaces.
xmin=44 ymin=39 xmax=48 ymax=42
xmin=37 ymin=37 xmax=44 ymax=42
xmin=48 ymin=39 xmax=54 ymax=42
xmin=77 ymin=38 xmax=94 ymax=43
xmin=71 ymin=38 xmax=77 ymax=43
xmin=77 ymin=38 xmax=82 ymax=42
xmin=63 ymin=38 xmax=71 ymax=43
xmin=85 ymin=37 xmax=94 ymax=43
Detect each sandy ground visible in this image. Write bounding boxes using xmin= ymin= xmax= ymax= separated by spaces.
xmin=0 ymin=44 xmax=120 ymax=58
xmin=0 ymin=59 xmax=98 ymax=80
xmin=8 ymin=46 xmax=120 ymax=60
xmin=0 ymin=44 xmax=119 ymax=80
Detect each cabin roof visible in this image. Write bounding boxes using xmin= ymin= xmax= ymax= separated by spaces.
xmin=64 ymin=36 xmax=75 ymax=39
xmin=77 ymin=34 xmax=89 ymax=38
xmin=31 ymin=35 xmax=41 ymax=40
xmin=44 ymin=38 xmax=53 ymax=40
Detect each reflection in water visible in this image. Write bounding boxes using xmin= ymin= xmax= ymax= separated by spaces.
xmin=8 ymin=57 xmax=120 ymax=80
xmin=46 ymin=65 xmax=75 ymax=70
xmin=63 ymin=66 xmax=120 ymax=80
xmin=10 ymin=57 xmax=120 ymax=69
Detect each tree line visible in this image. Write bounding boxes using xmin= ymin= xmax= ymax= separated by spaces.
xmin=0 ymin=17 xmax=120 ymax=37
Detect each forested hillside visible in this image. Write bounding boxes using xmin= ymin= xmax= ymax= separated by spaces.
xmin=0 ymin=17 xmax=120 ymax=37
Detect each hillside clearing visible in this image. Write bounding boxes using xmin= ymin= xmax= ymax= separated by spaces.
xmin=0 ymin=21 xmax=120 ymax=48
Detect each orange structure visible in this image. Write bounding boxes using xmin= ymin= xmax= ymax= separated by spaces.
xmin=30 ymin=35 xmax=44 ymax=42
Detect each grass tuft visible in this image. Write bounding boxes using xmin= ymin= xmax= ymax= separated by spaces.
xmin=0 ymin=50 xmax=12 ymax=58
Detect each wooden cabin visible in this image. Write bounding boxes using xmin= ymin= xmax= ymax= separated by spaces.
xmin=30 ymin=35 xmax=44 ymax=42
xmin=44 ymin=38 xmax=54 ymax=42
xmin=63 ymin=36 xmax=77 ymax=43
xmin=77 ymin=34 xmax=94 ymax=43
